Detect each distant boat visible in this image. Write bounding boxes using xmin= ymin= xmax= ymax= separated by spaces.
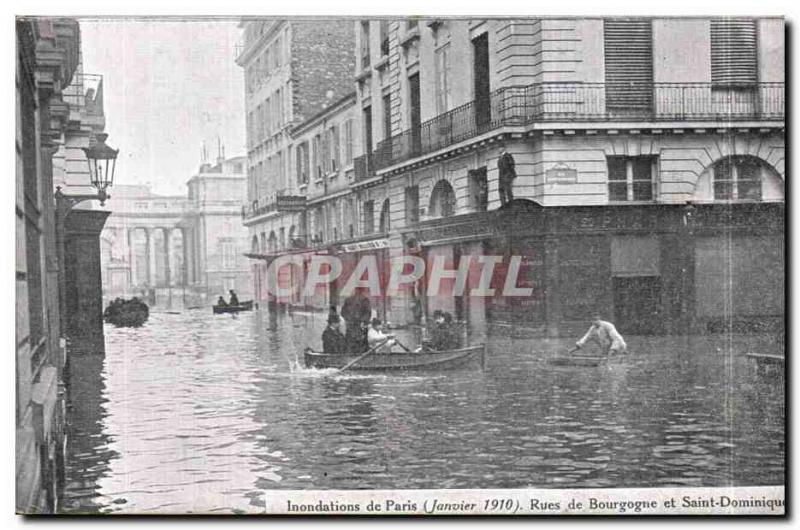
xmin=104 ymin=298 xmax=149 ymax=328
xmin=304 ymin=344 xmax=486 ymax=371
xmin=212 ymin=300 xmax=254 ymax=314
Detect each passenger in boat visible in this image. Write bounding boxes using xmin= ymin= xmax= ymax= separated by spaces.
xmin=429 ymin=311 xmax=460 ymax=351
xmin=574 ymin=317 xmax=627 ymax=356
xmin=228 ymin=290 xmax=240 ymax=306
xmin=216 ymin=296 xmax=228 ymax=307
xmin=342 ymin=289 xmax=371 ymax=352
xmin=322 ymin=309 xmax=347 ymax=354
xmin=368 ymin=318 xmax=396 ymax=353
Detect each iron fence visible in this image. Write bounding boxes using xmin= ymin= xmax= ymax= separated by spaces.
xmin=371 ymin=82 xmax=784 ymax=171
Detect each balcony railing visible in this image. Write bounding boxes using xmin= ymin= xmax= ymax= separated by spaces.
xmin=62 ymin=73 xmax=103 ymax=108
xmin=353 ymin=154 xmax=374 ymax=181
xmin=243 ymin=193 xmax=307 ymax=220
xmin=371 ymin=82 xmax=785 ymax=171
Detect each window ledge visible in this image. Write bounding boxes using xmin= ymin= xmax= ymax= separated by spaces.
xmin=374 ymin=55 xmax=390 ymax=70
xmin=399 ymin=27 xmax=420 ymax=47
xmin=355 ymin=68 xmax=372 ymax=82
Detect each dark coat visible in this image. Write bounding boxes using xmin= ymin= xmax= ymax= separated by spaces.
xmin=498 ymin=152 xmax=516 ymax=180
xmin=429 ymin=322 xmax=460 ymax=351
xmin=322 ymin=326 xmax=348 ymax=354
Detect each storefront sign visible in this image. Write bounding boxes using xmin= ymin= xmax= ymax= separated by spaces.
xmin=341 ymin=238 xmax=390 ymax=253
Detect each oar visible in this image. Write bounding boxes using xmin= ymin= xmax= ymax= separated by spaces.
xmin=393 ymin=338 xmax=412 ymax=353
xmin=339 ymin=338 xmax=389 ymax=373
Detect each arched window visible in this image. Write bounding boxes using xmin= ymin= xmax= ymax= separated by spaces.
xmin=379 ymin=198 xmax=391 ymax=232
xmin=710 ymin=156 xmax=783 ymax=202
xmin=429 ymin=179 xmax=456 ymax=218
xmin=251 ymin=235 xmax=259 ymax=253
xmin=268 ymin=231 xmax=277 ymax=253
xmin=288 ymin=225 xmax=296 ymax=247
xmin=260 ymin=232 xmax=266 ymax=254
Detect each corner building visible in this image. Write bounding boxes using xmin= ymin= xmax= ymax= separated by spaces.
xmin=352 ymin=17 xmax=784 ymax=339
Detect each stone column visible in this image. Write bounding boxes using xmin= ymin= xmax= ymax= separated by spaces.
xmin=181 ymin=228 xmax=189 ymax=286
xmin=127 ymin=228 xmax=137 ymax=291
xmin=164 ymin=228 xmax=172 ymax=287
xmin=146 ymin=228 xmax=156 ymax=287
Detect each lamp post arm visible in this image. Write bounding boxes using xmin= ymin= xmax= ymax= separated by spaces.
xmin=55 ymin=186 xmax=109 ymax=214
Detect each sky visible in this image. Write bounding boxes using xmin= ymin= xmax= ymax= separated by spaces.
xmin=79 ymin=18 xmax=246 ymax=196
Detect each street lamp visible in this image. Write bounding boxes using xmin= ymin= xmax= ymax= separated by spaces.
xmin=55 ymin=132 xmax=118 ymax=206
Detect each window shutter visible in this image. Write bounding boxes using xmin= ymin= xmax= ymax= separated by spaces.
xmin=604 ymin=19 xmax=653 ymax=110
xmin=711 ymin=19 xmax=757 ymax=86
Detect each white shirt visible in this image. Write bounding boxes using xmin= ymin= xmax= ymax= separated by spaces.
xmin=576 ymin=320 xmax=626 ymax=351
xmin=368 ymin=326 xmax=394 ymax=350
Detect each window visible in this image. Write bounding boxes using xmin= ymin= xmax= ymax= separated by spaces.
xmin=296 ymin=142 xmax=309 ymax=184
xmin=435 ymin=43 xmax=450 ymax=114
xmin=711 ymin=19 xmax=757 ymax=86
xmin=429 ymin=180 xmax=456 ymax=218
xmin=344 ymin=119 xmax=354 ymax=165
xmin=276 ymin=88 xmax=283 ymax=129
xmin=312 ymin=134 xmax=322 ymax=179
xmin=221 ymin=239 xmax=236 ymax=269
xmin=468 ymin=167 xmax=489 ymax=212
xmin=405 ymin=185 xmax=420 ymax=224
xmin=713 ymin=156 xmax=763 ymax=201
xmin=275 ymin=35 xmax=282 ymax=68
xmin=285 ymin=81 xmax=292 ymax=123
xmin=379 ymin=20 xmax=390 ymax=57
xmin=329 ymin=126 xmax=340 ymax=172
xmin=379 ymin=198 xmax=391 ymax=232
xmin=607 ymin=156 xmax=656 ymax=202
xmin=604 ymin=19 xmax=653 ymax=111
xmin=360 ymin=21 xmax=371 ymax=69
xmin=363 ymin=200 xmax=375 ymax=234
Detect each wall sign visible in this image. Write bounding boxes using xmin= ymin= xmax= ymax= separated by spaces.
xmin=546 ymin=163 xmax=578 ymax=183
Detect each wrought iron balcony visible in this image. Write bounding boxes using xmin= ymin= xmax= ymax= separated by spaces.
xmin=371 ymin=82 xmax=785 ymax=172
xmin=353 ymin=154 xmax=374 ymax=181
xmin=243 ymin=193 xmax=307 ymax=220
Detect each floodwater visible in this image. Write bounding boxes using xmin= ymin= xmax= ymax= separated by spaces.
xmin=61 ymin=309 xmax=784 ymax=514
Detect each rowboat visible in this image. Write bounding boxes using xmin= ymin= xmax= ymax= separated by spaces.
xmin=304 ymin=344 xmax=487 ymax=371
xmin=212 ymin=300 xmax=254 ymax=314
xmin=548 ymin=353 xmax=625 ymax=367
xmin=746 ymin=352 xmax=784 ymax=375
xmin=104 ymin=298 xmax=149 ymax=328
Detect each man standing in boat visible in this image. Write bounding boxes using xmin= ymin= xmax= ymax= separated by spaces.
xmin=573 ymin=316 xmax=627 ymax=356
xmin=342 ymin=288 xmax=371 ymax=353
xmin=322 ymin=309 xmax=347 ymax=354
xmin=229 ymin=290 xmax=240 ymax=306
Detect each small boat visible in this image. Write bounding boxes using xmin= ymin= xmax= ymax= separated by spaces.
xmin=212 ymin=300 xmax=254 ymax=314
xmin=304 ymin=344 xmax=486 ymax=371
xmin=104 ymin=298 xmax=149 ymax=328
xmin=548 ymin=353 xmax=625 ymax=367
xmin=746 ymin=352 xmax=784 ymax=375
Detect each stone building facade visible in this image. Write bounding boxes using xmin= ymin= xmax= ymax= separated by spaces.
xmin=237 ymin=17 xmax=784 ymax=341
xmin=16 ymin=16 xmax=82 ymax=513
xmin=352 ymin=17 xmax=785 ymax=338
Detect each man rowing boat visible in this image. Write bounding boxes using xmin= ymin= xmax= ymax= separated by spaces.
xmin=573 ymin=316 xmax=627 ymax=356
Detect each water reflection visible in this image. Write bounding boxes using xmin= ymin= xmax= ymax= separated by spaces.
xmin=62 ymin=309 xmax=784 ymax=513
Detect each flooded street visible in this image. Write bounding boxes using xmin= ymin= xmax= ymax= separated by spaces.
xmin=62 ymin=309 xmax=784 ymax=514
